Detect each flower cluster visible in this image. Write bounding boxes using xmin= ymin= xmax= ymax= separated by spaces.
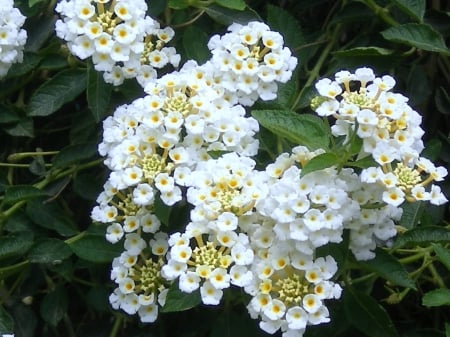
xmin=89 ymin=12 xmax=448 ymax=336
xmin=206 ymin=21 xmax=298 ymax=106
xmin=55 ymin=0 xmax=180 ymax=87
xmin=0 ymin=0 xmax=27 ymax=77
xmin=311 ymin=67 xmax=448 ymax=208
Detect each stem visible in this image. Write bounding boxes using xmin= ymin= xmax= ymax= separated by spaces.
xmin=172 ymin=10 xmax=205 ymax=29
xmin=290 ymin=25 xmax=341 ymax=110
xmin=360 ymin=0 xmax=399 ymax=26
xmin=109 ymin=315 xmax=123 ymax=337
xmin=427 ymin=263 xmax=446 ymax=288
xmin=7 ymin=151 xmax=59 ymax=162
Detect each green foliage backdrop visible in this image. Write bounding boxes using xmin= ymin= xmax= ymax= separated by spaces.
xmin=0 ymin=0 xmax=449 ymax=337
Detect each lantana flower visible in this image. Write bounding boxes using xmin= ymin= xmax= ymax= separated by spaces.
xmin=0 ymin=0 xmax=27 ymax=77
xmin=55 ymin=0 xmax=180 ymax=86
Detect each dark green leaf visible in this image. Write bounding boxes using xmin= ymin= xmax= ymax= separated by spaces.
xmin=432 ymin=244 xmax=450 ymax=271
xmin=392 ymin=0 xmax=425 ymax=22
xmin=334 ymin=47 xmax=395 ymax=57
xmin=267 ymin=4 xmax=305 ymax=49
xmin=251 ymin=110 xmax=330 ymax=150
xmin=154 ymin=193 xmax=172 ymax=226
xmin=10 ymin=304 xmax=37 ymax=337
xmin=28 ymin=69 xmax=87 ymax=117
xmin=300 ymin=152 xmax=340 ymax=177
xmin=357 ymin=249 xmax=416 ymax=288
xmin=52 ymin=142 xmax=98 ymax=168
xmin=446 ymin=323 xmax=450 ymax=337
xmin=28 ymin=239 xmax=73 ymax=264
xmin=40 ymin=285 xmax=68 ymax=326
xmin=0 ymin=104 xmax=20 ymax=124
xmin=210 ymin=309 xmax=261 ymax=337
xmin=393 ymin=226 xmax=450 ymax=248
xmin=25 ymin=15 xmax=57 ymax=52
xmin=148 ymin=0 xmax=167 ymax=16
xmin=0 ymin=231 xmax=34 ymax=261
xmin=3 ymin=117 xmax=34 ymax=137
xmin=344 ymin=287 xmax=399 ymax=337
xmin=0 ymin=305 xmax=14 ymax=334
xmin=29 ymin=0 xmax=47 ymax=7
xmin=399 ymin=201 xmax=424 ymax=229
xmin=214 ymin=0 xmax=246 ymax=10
xmin=6 ymin=53 xmax=42 ymax=78
xmin=435 ymin=86 xmax=450 ymax=115
xmin=381 ymin=23 xmax=450 ymax=55
xmin=3 ymin=185 xmax=47 ymax=204
xmin=26 ymin=198 xmax=78 ymax=237
xmin=422 ymin=288 xmax=450 ymax=307
xmin=182 ymin=25 xmax=210 ymax=64
xmin=73 ymin=173 xmax=103 ymax=201
xmin=38 ymin=54 xmax=68 ymax=70
xmin=204 ymin=4 xmax=261 ymax=25
xmin=87 ymin=62 xmax=112 ymax=123
xmin=168 ymin=0 xmax=189 ymax=9
xmin=69 ymin=234 xmax=122 ymax=263
xmin=160 ymin=283 xmax=201 ymax=313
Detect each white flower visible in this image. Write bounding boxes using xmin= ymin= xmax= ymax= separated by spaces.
xmin=200 ymin=280 xmax=223 ymax=305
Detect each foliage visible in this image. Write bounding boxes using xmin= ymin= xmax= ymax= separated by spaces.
xmin=0 ymin=0 xmax=449 ymax=337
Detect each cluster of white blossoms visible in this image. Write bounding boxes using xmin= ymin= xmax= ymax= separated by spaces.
xmin=0 ymin=0 xmax=27 ymax=77
xmin=207 ymin=21 xmax=298 ymax=106
xmin=312 ymin=67 xmax=448 ymax=207
xmin=55 ymin=0 xmax=180 ymax=87
xmin=89 ymin=14 xmax=448 ymax=336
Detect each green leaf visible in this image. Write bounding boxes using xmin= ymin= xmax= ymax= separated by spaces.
xmin=154 ymin=194 xmax=172 ymax=226
xmin=10 ymin=304 xmax=37 ymax=337
xmin=399 ymin=201 xmax=424 ymax=229
xmin=267 ymin=4 xmax=305 ymax=49
xmin=0 ymin=104 xmax=20 ymax=124
xmin=6 ymin=53 xmax=42 ymax=78
xmin=87 ymin=62 xmax=112 ymax=123
xmin=381 ymin=23 xmax=450 ymax=55
xmin=393 ymin=226 xmax=450 ymax=248
xmin=69 ymin=234 xmax=122 ymax=263
xmin=40 ymin=285 xmax=68 ymax=326
xmin=446 ymin=323 xmax=450 ymax=337
xmin=26 ymin=198 xmax=78 ymax=237
xmin=422 ymin=288 xmax=450 ymax=307
xmin=204 ymin=4 xmax=261 ymax=25
xmin=344 ymin=287 xmax=399 ymax=337
xmin=214 ymin=0 xmax=246 ymax=10
xmin=334 ymin=47 xmax=395 ymax=57
xmin=300 ymin=153 xmax=340 ymax=177
xmin=29 ymin=0 xmax=47 ymax=6
xmin=432 ymin=244 xmax=450 ymax=271
xmin=28 ymin=69 xmax=87 ymax=117
xmin=3 ymin=117 xmax=34 ymax=137
xmin=27 ymin=239 xmax=73 ymax=264
xmin=251 ymin=110 xmax=330 ymax=150
xmin=160 ymin=283 xmax=201 ymax=313
xmin=357 ymin=249 xmax=416 ymax=288
xmin=182 ymin=25 xmax=210 ymax=64
xmin=392 ymin=0 xmax=425 ymax=22
xmin=52 ymin=142 xmax=98 ymax=168
xmin=0 ymin=231 xmax=34 ymax=261
xmin=0 ymin=305 xmax=14 ymax=334
xmin=168 ymin=0 xmax=189 ymax=9
xmin=3 ymin=185 xmax=47 ymax=204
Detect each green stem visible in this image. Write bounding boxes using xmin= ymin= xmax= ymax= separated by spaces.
xmin=64 ymin=231 xmax=87 ymax=245
xmin=7 ymin=151 xmax=59 ymax=162
xmin=360 ymin=0 xmax=399 ymax=26
xmin=427 ymin=263 xmax=446 ymax=288
xmin=290 ymin=25 xmax=341 ymax=110
xmin=109 ymin=315 xmax=123 ymax=337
